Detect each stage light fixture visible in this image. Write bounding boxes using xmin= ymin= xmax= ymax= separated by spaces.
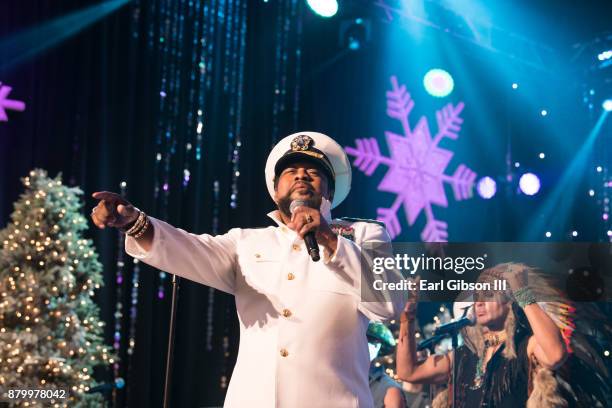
xmin=423 ymin=69 xmax=454 ymax=98
xmin=307 ymin=0 xmax=338 ymax=18
xmin=598 ymin=50 xmax=612 ymax=61
xmin=603 ymin=99 xmax=612 ymax=111
xmin=476 ymin=177 xmax=496 ymax=199
xmin=519 ymin=173 xmax=540 ymax=196
xmin=339 ymin=18 xmax=370 ymax=51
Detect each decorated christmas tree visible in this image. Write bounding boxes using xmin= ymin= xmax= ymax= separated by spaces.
xmin=0 ymin=169 xmax=115 ymax=407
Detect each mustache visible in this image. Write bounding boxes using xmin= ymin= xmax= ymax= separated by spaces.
xmin=291 ymin=181 xmax=313 ymax=192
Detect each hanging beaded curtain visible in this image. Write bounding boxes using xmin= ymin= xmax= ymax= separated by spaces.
xmin=110 ymin=0 xmax=249 ymax=402
xmin=271 ymin=0 xmax=304 ymax=145
xmin=108 ymin=0 xmax=305 ymax=402
xmin=131 ymin=0 xmax=247 ymax=300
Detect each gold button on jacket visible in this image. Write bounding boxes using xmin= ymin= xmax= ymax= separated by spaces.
xmin=124 ymin=211 xmax=405 ymax=408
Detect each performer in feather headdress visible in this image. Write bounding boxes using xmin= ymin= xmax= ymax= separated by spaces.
xmin=395 ymin=262 xmax=610 ymax=407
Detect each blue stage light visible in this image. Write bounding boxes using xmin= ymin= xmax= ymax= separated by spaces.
xmin=306 ymin=0 xmax=338 ymax=18
xmin=423 ymin=69 xmax=454 ymax=98
xmin=598 ymin=50 xmax=612 ymax=61
xmin=603 ymin=99 xmax=612 ymax=112
xmin=348 ymin=38 xmax=360 ymax=50
xmin=519 ymin=173 xmax=540 ymax=196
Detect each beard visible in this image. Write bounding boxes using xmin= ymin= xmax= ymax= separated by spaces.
xmin=277 ymin=191 xmax=322 ymax=218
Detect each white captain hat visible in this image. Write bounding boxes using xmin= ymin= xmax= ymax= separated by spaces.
xmin=265 ymin=131 xmax=352 ymax=209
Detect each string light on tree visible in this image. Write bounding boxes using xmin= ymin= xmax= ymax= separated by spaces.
xmin=0 ymin=169 xmax=115 ymax=406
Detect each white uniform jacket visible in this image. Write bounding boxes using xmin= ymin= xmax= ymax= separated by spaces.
xmin=125 ymin=211 xmax=405 ymax=408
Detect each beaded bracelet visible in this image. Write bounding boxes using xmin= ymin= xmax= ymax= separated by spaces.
xmin=124 ymin=211 xmax=146 ymax=235
xmin=119 ymin=210 xmax=140 ymax=234
xmin=131 ymin=214 xmax=150 ymax=239
xmin=127 ymin=212 xmax=148 ymax=237
xmin=513 ymin=286 xmax=536 ymax=308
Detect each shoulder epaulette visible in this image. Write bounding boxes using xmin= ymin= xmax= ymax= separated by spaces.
xmin=338 ymin=217 xmax=386 ymax=227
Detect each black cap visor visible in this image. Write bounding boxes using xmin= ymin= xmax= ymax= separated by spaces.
xmin=274 ymin=151 xmax=335 ymax=183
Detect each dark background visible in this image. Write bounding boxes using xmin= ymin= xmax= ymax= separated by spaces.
xmin=1 ymin=0 xmax=611 ymax=406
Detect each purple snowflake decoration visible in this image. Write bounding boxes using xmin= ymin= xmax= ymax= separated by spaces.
xmin=345 ymin=76 xmax=476 ymax=242
xmin=0 ymin=82 xmax=26 ymax=122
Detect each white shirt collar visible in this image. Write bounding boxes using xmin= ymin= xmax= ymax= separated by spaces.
xmin=266 ymin=207 xmax=333 ymax=228
xmin=267 ymin=210 xmax=287 ymax=227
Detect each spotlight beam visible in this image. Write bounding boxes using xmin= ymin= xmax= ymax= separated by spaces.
xmin=0 ymin=0 xmax=131 ymax=72
xmin=522 ymin=111 xmax=610 ymax=240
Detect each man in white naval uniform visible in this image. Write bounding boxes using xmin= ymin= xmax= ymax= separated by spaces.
xmin=91 ymin=132 xmax=406 ymax=407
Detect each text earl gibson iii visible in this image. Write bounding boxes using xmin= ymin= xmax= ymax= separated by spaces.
xmin=373 ymin=279 xmax=508 ymax=292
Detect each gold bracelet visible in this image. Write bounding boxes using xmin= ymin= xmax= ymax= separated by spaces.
xmin=124 ymin=212 xmax=142 ymax=235
xmin=131 ymin=214 xmax=150 ymax=239
xmin=126 ymin=211 xmax=146 ymax=235
xmin=129 ymin=213 xmax=148 ymax=238
xmin=129 ymin=218 xmax=147 ymax=238
xmin=119 ymin=209 xmax=142 ymax=233
xmin=127 ymin=211 xmax=147 ymax=236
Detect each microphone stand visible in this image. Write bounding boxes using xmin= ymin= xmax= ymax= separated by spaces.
xmin=450 ymin=331 xmax=458 ymax=408
xmin=163 ymin=274 xmax=180 ymax=408
xmin=418 ymin=329 xmax=460 ymax=408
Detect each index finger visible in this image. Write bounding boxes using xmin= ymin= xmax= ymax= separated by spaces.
xmin=290 ymin=205 xmax=309 ymax=221
xmin=92 ymin=191 xmax=126 ymax=203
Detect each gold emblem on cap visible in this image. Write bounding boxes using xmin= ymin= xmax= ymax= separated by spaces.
xmin=290 ymin=134 xmax=314 ymax=151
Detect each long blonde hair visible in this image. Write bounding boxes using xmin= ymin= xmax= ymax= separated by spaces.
xmin=451 ymin=263 xmax=570 ymax=408
xmin=462 ymin=304 xmax=517 ymax=360
xmin=461 ymin=262 xmax=522 ymax=360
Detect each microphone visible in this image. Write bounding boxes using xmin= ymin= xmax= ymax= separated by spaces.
xmin=418 ymin=304 xmax=476 ymax=350
xmin=289 ymin=200 xmax=320 ymax=262
xmin=86 ymin=377 xmax=125 ymax=394
xmin=417 ymin=317 xmax=476 ymax=351
xmin=433 ymin=316 xmax=476 ymax=337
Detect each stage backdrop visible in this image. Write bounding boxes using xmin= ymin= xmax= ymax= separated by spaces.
xmin=1 ymin=0 xmax=610 ymax=406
